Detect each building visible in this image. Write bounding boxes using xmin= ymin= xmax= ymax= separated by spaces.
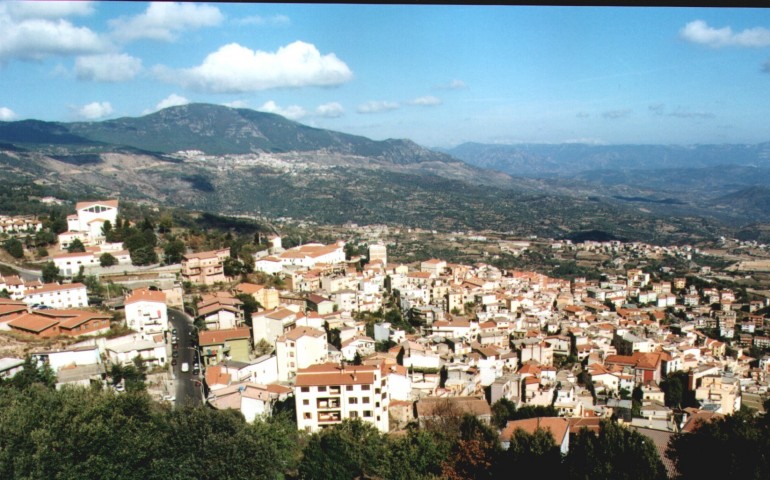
xmin=234 ymin=282 xmax=280 ymax=310
xmin=368 ymin=244 xmax=387 ymax=265
xmin=8 ymin=309 xmax=111 ymax=338
xmin=275 ymin=326 xmax=328 ymax=382
xmin=294 ymin=363 xmax=389 ymax=433
xmin=500 ymin=417 xmax=570 ymax=454
xmin=198 ymin=327 xmax=252 ymax=366
xmin=23 ymin=283 xmax=88 ymax=309
xmin=124 ymin=288 xmax=168 ymax=337
xmin=181 ymin=248 xmax=230 ymax=285
xmin=59 ymin=199 xmax=119 ymax=248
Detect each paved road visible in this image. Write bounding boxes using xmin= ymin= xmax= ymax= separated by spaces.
xmin=0 ymin=260 xmax=41 ymax=282
xmin=168 ymin=308 xmax=203 ymax=407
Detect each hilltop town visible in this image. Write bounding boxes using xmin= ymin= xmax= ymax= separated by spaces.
xmin=2 ymin=198 xmax=770 ymax=477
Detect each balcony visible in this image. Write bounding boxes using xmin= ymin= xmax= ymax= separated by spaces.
xmin=318 ymin=412 xmax=341 ymax=423
xmin=328 ymin=386 xmax=341 ymax=396
xmin=317 ymin=398 xmax=341 ymax=409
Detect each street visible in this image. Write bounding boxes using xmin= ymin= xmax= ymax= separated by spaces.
xmin=168 ymin=308 xmax=203 ymax=407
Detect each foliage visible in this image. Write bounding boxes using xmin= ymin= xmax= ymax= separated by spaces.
xmin=163 ymin=237 xmax=185 ymax=264
xmin=3 ymin=238 xmax=24 ymax=259
xmin=298 ymin=419 xmax=390 ymax=480
xmin=99 ymin=252 xmax=117 ymax=267
xmin=496 ymin=426 xmax=564 ymax=478
xmin=491 ymin=398 xmax=519 ymax=429
xmin=235 ymin=293 xmax=260 ymax=327
xmin=566 ymin=419 xmax=667 ymax=480
xmin=67 ymin=238 xmax=86 ymax=253
xmin=41 ymin=261 xmax=61 ymax=283
xmin=0 ymin=356 xmax=56 ymax=390
xmin=660 ymin=371 xmax=697 ymax=409
xmin=666 ymin=408 xmax=770 ymax=480
xmin=386 ymin=425 xmax=450 ymax=480
xmin=109 ymin=362 xmax=147 ymax=392
xmin=130 ymin=245 xmax=158 ymax=266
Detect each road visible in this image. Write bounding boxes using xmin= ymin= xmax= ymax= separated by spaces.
xmin=168 ymin=308 xmax=203 ymax=407
xmin=0 ymin=260 xmax=41 ymax=282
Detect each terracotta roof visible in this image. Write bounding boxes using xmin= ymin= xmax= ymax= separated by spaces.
xmin=0 ymin=304 xmax=27 ymax=317
xmin=500 ymin=417 xmax=569 ymax=444
xmin=280 ymin=326 xmax=326 ymax=341
xmin=8 ymin=313 xmax=59 ymax=333
xmin=199 ymin=327 xmax=251 ymax=345
xmin=183 ymin=249 xmax=229 ymax=260
xmin=234 ymin=283 xmax=265 ymax=294
xmin=58 ymin=312 xmax=110 ymax=329
xmin=205 ymin=365 xmax=231 ymax=387
xmin=295 ymin=363 xmax=377 ymax=387
xmin=125 ymin=288 xmax=166 ymax=305
xmin=25 ymin=282 xmax=86 ymax=294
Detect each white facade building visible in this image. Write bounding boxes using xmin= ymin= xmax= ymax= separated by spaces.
xmin=124 ymin=288 xmax=168 ymax=337
xmin=275 ymin=326 xmax=327 ymax=382
xmin=23 ymin=283 xmax=88 ymax=309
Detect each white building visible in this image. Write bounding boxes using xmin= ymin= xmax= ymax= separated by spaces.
xmin=53 ymin=248 xmax=131 ymax=277
xmin=124 ymin=288 xmax=168 ymax=337
xmin=23 ymin=283 xmax=88 ymax=309
xmin=275 ymin=326 xmax=328 ymax=382
xmin=294 ymin=363 xmax=390 ymax=433
xmin=105 ymin=336 xmax=167 ymax=368
xmin=59 ymin=199 xmax=119 ymax=248
xmin=368 ymin=244 xmax=387 ymax=265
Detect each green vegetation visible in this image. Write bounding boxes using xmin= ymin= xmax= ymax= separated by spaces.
xmin=3 ymin=238 xmax=24 ymax=259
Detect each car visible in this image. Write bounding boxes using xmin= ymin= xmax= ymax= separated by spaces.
xmin=192 ymin=364 xmax=200 ymax=375
xmin=171 ymin=358 xmax=177 ymax=366
xmin=172 ymin=343 xmax=178 ymax=350
xmin=181 ymin=362 xmax=189 ymax=373
xmin=172 ymin=328 xmax=178 ymax=335
xmin=172 ymin=350 xmax=178 ymax=358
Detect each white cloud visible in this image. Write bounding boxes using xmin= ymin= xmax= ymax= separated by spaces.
xmin=234 ymin=14 xmax=290 ymax=27
xmin=156 ymin=94 xmax=190 ymax=111
xmin=680 ymin=20 xmax=770 ymax=48
xmin=0 ymin=107 xmax=17 ymax=121
xmin=0 ymin=14 xmax=108 ymax=62
xmin=224 ymin=100 xmax=249 ymax=108
xmin=110 ymin=2 xmax=224 ymax=42
xmin=357 ymin=100 xmax=400 ymax=114
xmin=159 ymin=41 xmax=353 ymax=93
xmin=3 ymin=1 xmax=94 ymax=19
xmin=408 ymin=96 xmax=442 ymax=106
xmin=75 ymin=53 xmax=142 ymax=82
xmin=258 ymin=101 xmax=307 ymax=120
xmin=435 ymin=79 xmax=467 ymax=90
xmin=315 ymin=102 xmax=344 ymax=118
xmin=78 ymin=101 xmax=113 ymax=120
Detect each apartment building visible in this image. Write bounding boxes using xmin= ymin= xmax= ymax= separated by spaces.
xmin=294 ymin=363 xmax=389 ymax=433
xmin=181 ymin=249 xmax=230 ymax=285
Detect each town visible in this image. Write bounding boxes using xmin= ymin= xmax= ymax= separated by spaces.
xmin=2 ymin=198 xmax=770 ymax=478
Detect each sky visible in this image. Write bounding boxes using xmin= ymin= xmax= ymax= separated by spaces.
xmin=1 ymin=2 xmax=770 ymax=147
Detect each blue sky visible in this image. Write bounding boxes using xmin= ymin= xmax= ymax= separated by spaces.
xmin=1 ymin=2 xmax=770 ymax=147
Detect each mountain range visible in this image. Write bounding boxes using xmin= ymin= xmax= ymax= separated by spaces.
xmin=0 ymin=103 xmax=767 ymax=244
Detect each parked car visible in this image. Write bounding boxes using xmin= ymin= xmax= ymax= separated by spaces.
xmin=171 ymin=358 xmax=177 ymax=366
xmin=181 ymin=362 xmax=189 ymax=373
xmin=192 ymin=363 xmax=200 ymax=375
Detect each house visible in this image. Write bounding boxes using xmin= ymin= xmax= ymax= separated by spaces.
xmin=31 ymin=345 xmax=102 ymax=371
xmin=124 ymin=288 xmax=168 ymax=337
xmin=252 ymin=307 xmax=299 ymax=345
xmin=197 ymin=293 xmax=243 ymax=330
xmin=219 ymin=356 xmax=279 ymax=385
xmin=278 ymin=243 xmax=346 ymax=269
xmin=234 ymin=282 xmax=280 ymax=310
xmin=694 ymin=375 xmax=741 ymax=415
xmin=8 ymin=309 xmax=111 ymax=338
xmin=340 ymin=336 xmax=376 ymax=362
xmin=0 ymin=299 xmax=29 ymax=329
xmin=294 ymin=362 xmax=389 ymax=433
xmin=500 ymin=417 xmax=570 ymax=454
xmin=198 ymin=327 xmax=252 ymax=366
xmin=0 ymin=357 xmax=25 ymax=379
xmin=306 ymin=293 xmax=335 ymax=315
xmin=207 ymin=382 xmax=290 ymax=423
xmin=416 ymin=396 xmax=492 ymax=427
xmin=604 ymin=351 xmax=666 ymax=385
xmin=275 ymin=326 xmax=328 ymax=382
xmin=58 ymin=199 xmax=119 ymax=248
xmin=181 ymin=248 xmax=230 ymax=285
xmin=22 ymin=283 xmax=88 ymax=309
xmin=105 ymin=335 xmax=167 ymax=368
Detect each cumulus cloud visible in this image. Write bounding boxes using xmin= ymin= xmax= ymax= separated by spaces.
xmin=0 ymin=107 xmax=17 ymax=121
xmin=234 ymin=14 xmax=290 ymax=27
xmin=155 ymin=94 xmax=190 ymax=111
xmin=158 ymin=41 xmax=353 ymax=93
xmin=315 ymin=102 xmax=344 ymax=118
xmin=602 ymin=109 xmax=631 ymax=119
xmin=4 ymin=1 xmax=94 ymax=19
xmin=78 ymin=101 xmax=113 ymax=120
xmin=680 ymin=20 xmax=770 ymax=48
xmin=357 ymin=100 xmax=400 ymax=114
xmin=110 ymin=2 xmax=224 ymax=42
xmin=75 ymin=53 xmax=142 ymax=82
xmin=0 ymin=13 xmax=108 ymax=62
xmin=258 ymin=101 xmax=307 ymax=120
xmin=408 ymin=96 xmax=442 ymax=106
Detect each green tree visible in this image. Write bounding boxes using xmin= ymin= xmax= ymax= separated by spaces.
xmin=491 ymin=398 xmax=519 ymax=429
xmin=235 ymin=293 xmax=260 ymax=327
xmin=163 ymin=238 xmax=186 ymax=264
xmin=386 ymin=425 xmax=449 ymax=480
xmin=5 ymin=356 xmax=56 ymax=390
xmin=67 ymin=238 xmax=86 ymax=253
xmin=100 ymin=252 xmax=118 ymax=267
xmin=496 ymin=426 xmax=564 ymax=478
xmin=41 ymin=261 xmax=61 ymax=283
xmin=298 ymin=419 xmax=390 ymax=480
xmin=3 ymin=238 xmax=24 ymax=259
xmin=566 ymin=419 xmax=667 ymax=480
xmin=130 ymin=245 xmax=158 ymax=266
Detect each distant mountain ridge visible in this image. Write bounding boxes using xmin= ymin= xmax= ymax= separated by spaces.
xmin=0 ymin=103 xmax=457 ymax=164
xmin=441 ymin=141 xmax=770 ymax=177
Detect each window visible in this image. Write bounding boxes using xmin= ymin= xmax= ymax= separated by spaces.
xmin=303 ymin=399 xmax=309 ymax=406
xmin=301 ymin=387 xmax=309 ymax=392
xmin=348 ymin=397 xmax=358 ymax=404
xmin=318 ymin=386 xmax=327 ymax=392
xmin=363 ymin=410 xmax=372 ymax=417
xmin=304 ymin=413 xmax=311 ymax=419
xmin=362 ymin=396 xmax=370 ymax=404
xmin=362 ymin=385 xmax=371 ymax=391
xmin=350 ymin=411 xmax=358 ymax=418
xmin=346 ymin=385 xmax=353 ymax=391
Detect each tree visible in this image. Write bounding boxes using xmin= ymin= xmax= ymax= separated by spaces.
xmin=491 ymin=398 xmax=518 ymax=429
xmin=67 ymin=238 xmax=86 ymax=253
xmin=442 ymin=415 xmax=500 ymax=480
xmin=3 ymin=238 xmax=24 ymax=259
xmin=100 ymin=252 xmax=117 ymax=267
xmin=6 ymin=356 xmax=56 ymax=390
xmin=386 ymin=426 xmax=449 ymax=480
xmin=496 ymin=426 xmax=564 ymax=478
xmin=130 ymin=245 xmax=158 ymax=266
xmin=163 ymin=238 xmax=186 ymax=265
xmin=298 ymin=419 xmax=390 ymax=479
xmin=235 ymin=293 xmax=260 ymax=327
xmin=566 ymin=419 xmax=667 ymax=480
xmin=41 ymin=261 xmax=61 ymax=283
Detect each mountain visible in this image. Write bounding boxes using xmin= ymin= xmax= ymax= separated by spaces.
xmin=441 ymin=141 xmax=770 ymax=177
xmin=0 ymin=104 xmax=749 ymax=244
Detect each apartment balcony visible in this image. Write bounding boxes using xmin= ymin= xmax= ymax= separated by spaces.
xmin=317 ymin=398 xmax=341 ymax=409
xmin=318 ymin=412 xmax=342 ymax=423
